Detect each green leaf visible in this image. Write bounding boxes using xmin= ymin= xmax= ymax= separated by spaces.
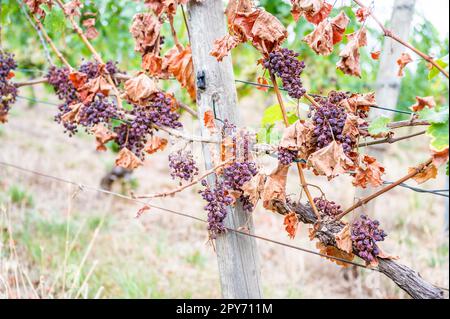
xmin=43 ymin=7 xmax=66 ymax=34
xmin=261 ymin=104 xmax=284 ymax=126
xmin=428 ymin=57 xmax=448 ymax=80
xmin=368 ymin=116 xmax=392 ymax=135
xmin=287 ymin=112 xmax=299 ymax=125
xmin=427 ymin=120 xmax=449 ymax=151
xmin=418 ymin=105 xmax=449 ymax=124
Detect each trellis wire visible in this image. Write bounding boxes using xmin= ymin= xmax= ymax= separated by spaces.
xmin=0 ymin=160 xmax=448 ymax=293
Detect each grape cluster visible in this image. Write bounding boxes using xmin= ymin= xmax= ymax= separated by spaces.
xmin=78 ymin=94 xmax=119 ymax=128
xmin=313 ymin=197 xmax=343 ymax=217
xmin=168 ymin=150 xmax=199 ymax=182
xmin=199 ymin=180 xmax=234 ymax=239
xmin=263 ymin=48 xmax=306 ymax=99
xmin=114 ymin=107 xmax=153 ymax=158
xmin=223 ymin=161 xmax=258 ymax=212
xmin=312 ymin=100 xmax=354 ymax=154
xmin=79 ymin=60 xmax=121 ymax=79
xmin=54 ymin=103 xmax=79 ymax=136
xmin=351 ymin=215 xmax=387 ymax=263
xmin=327 ymin=91 xmax=348 ymax=105
xmin=145 ymin=92 xmax=182 ymax=129
xmin=46 ymin=66 xmax=78 ymax=104
xmin=278 ymin=147 xmax=297 ymax=165
xmin=0 ymin=51 xmax=18 ymax=122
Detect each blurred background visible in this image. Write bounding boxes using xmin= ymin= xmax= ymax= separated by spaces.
xmin=0 ymin=0 xmax=448 ymax=298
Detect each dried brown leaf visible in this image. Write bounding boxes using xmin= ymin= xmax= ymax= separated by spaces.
xmin=337 ymin=28 xmax=367 ymax=77
xmin=303 ymin=19 xmax=334 ymax=55
xmin=210 ymin=34 xmax=240 ymax=62
xmin=339 ymin=92 xmax=376 ymax=114
xmin=262 ymin=164 xmax=289 ymax=211
xmin=163 ymin=45 xmax=196 ymax=100
xmin=409 ymin=163 xmax=438 ymax=184
xmin=352 ymin=155 xmax=385 ymax=188
xmin=91 ymin=123 xmax=117 ymax=152
xmin=124 ymin=72 xmax=159 ymax=104
xmin=308 ymin=141 xmax=354 ymax=178
xmin=335 ymin=224 xmax=353 ymax=253
xmin=284 ymin=212 xmax=299 ymax=239
xmin=431 ymin=147 xmax=449 ymax=167
xmin=409 ymin=96 xmax=436 ymax=112
xmin=397 ymin=52 xmax=413 ymax=77
xmin=115 ymin=148 xmax=143 ymax=170
xmin=241 ymin=173 xmax=266 ymax=207
xmin=142 ymin=53 xmax=163 ymax=76
xmin=130 ymin=13 xmax=161 ymax=55
xmin=331 ymin=11 xmax=350 ymax=45
xmin=144 ymin=136 xmax=168 ymax=154
xmin=316 ymin=242 xmax=355 ymax=268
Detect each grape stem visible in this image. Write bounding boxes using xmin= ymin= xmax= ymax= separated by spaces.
xmin=53 ymin=0 xmax=124 ymax=109
xmin=22 ymin=3 xmax=72 ymax=69
xmin=269 ymin=73 xmax=321 ymax=221
xmin=132 ymin=158 xmax=234 ymax=200
xmin=335 ymin=158 xmax=434 ymax=220
xmin=353 ymin=0 xmax=449 ymax=79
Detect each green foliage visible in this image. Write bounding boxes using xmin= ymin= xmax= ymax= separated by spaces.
xmin=261 ymin=103 xmax=297 ymax=127
xmin=427 ymin=121 xmax=449 ymax=151
xmin=43 ymin=6 xmax=66 ymax=33
xmin=428 ymin=56 xmax=448 ymax=80
xmin=418 ymin=105 xmax=449 ymax=124
xmin=8 ymin=185 xmax=34 ymax=207
xmin=368 ymin=116 xmax=391 ymax=135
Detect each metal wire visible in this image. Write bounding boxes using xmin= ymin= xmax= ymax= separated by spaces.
xmin=383 ymin=181 xmax=449 ymax=198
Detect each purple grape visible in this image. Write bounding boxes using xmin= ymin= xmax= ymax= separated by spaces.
xmin=278 ymin=147 xmax=297 ymax=165
xmin=223 ymin=161 xmax=258 ymax=212
xmin=199 ymin=180 xmax=234 ymax=239
xmin=351 ymin=215 xmax=387 ymax=263
xmin=168 ymin=150 xmax=199 ymax=182
xmin=78 ymin=93 xmax=119 ymax=128
xmin=78 ymin=60 xmax=121 ymax=79
xmin=0 ymin=50 xmax=18 ymax=122
xmin=313 ymin=197 xmax=343 ymax=217
xmin=46 ymin=66 xmax=78 ymax=104
xmin=144 ymin=92 xmax=182 ymax=129
xmin=263 ymin=48 xmax=306 ymax=99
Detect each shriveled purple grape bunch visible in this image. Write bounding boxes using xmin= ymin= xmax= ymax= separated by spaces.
xmin=311 ymin=98 xmax=354 ymax=154
xmin=168 ymin=149 xmax=199 ymax=182
xmin=223 ymin=161 xmax=258 ymax=212
xmin=199 ymin=180 xmax=234 ymax=239
xmin=54 ymin=103 xmax=79 ymax=136
xmin=278 ymin=147 xmax=297 ymax=165
xmin=114 ymin=106 xmax=153 ymax=158
xmin=46 ymin=66 xmax=78 ymax=104
xmin=79 ymin=60 xmax=121 ymax=79
xmin=144 ymin=92 xmax=182 ymax=129
xmin=351 ymin=215 xmax=387 ymax=263
xmin=78 ymin=93 xmax=119 ymax=128
xmin=263 ymin=48 xmax=306 ymax=99
xmin=313 ymin=197 xmax=343 ymax=217
xmin=0 ymin=51 xmax=18 ymax=122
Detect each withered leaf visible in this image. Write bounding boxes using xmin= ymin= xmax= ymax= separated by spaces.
xmin=78 ymin=76 xmax=112 ymax=103
xmin=409 ymin=96 xmax=436 ymax=112
xmin=82 ymin=18 xmax=99 ymax=40
xmin=335 ymin=224 xmax=353 ymax=254
xmin=136 ymin=205 xmax=151 ymax=218
xmin=142 ymin=53 xmax=163 ymax=76
xmin=130 ymin=13 xmax=161 ymax=55
xmin=115 ymin=148 xmax=143 ymax=170
xmin=124 ymin=72 xmax=159 ymax=104
xmin=355 ymin=7 xmax=370 ymax=22
xmin=371 ymin=50 xmax=381 ymax=60
xmin=144 ymin=136 xmax=168 ymax=154
xmin=342 ymin=114 xmax=365 ymax=140
xmin=241 ymin=173 xmax=266 ymax=207
xmin=232 ymin=9 xmax=287 ymax=54
xmin=352 ymin=155 xmax=385 ymax=188
xmin=397 ymin=52 xmax=413 ymax=77
xmin=25 ymin=0 xmax=52 ymax=19
xmin=409 ymin=163 xmax=438 ymax=184
xmin=290 ymin=0 xmax=326 ymax=22
xmin=331 ymin=11 xmax=350 ymax=45
xmin=337 ymin=28 xmax=367 ymax=77
xmin=210 ymin=34 xmax=240 ymax=62
xmin=279 ymin=120 xmax=315 ymax=159
xmin=308 ymin=141 xmax=354 ymax=178
xmin=203 ymin=110 xmax=216 ymax=133
xmin=92 ymin=123 xmax=117 ymax=152
xmin=284 ymin=212 xmax=299 ymax=239
xmin=61 ymin=103 xmax=83 ymax=124
xmin=256 ymin=76 xmax=269 ymax=92
xmin=64 ymin=0 xmax=82 ymax=17
xmin=431 ymin=147 xmax=449 ymax=167
xmin=303 ymin=19 xmax=334 ymax=56
xmin=69 ymin=71 xmax=88 ymax=89
xmin=163 ymin=45 xmax=196 ymax=100
xmin=316 ymin=242 xmax=355 ymax=268
xmin=262 ymin=164 xmax=289 ymax=211
xmin=339 ymin=92 xmax=376 ymax=114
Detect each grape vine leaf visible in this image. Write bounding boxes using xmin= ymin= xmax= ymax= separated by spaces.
xmin=428 ymin=56 xmax=449 ymax=80
xmin=368 ymin=116 xmax=391 ymax=135
xmin=418 ymin=105 xmax=449 ymax=124
xmin=43 ymin=6 xmax=65 ymax=34
xmin=427 ymin=120 xmax=449 ymax=152
xmin=261 ymin=104 xmax=298 ymax=127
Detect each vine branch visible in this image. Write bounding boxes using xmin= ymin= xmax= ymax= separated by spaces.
xmin=336 ymin=158 xmax=434 ymax=220
xmin=132 ymin=158 xmax=233 ymax=199
xmin=358 ymin=130 xmax=426 ymax=148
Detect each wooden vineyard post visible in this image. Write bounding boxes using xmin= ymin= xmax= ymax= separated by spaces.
xmin=186 ymin=0 xmax=262 ymax=298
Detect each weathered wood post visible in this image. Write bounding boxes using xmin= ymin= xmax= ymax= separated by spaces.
xmin=186 ymin=0 xmax=262 ymax=298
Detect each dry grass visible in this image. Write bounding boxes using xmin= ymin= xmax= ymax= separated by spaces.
xmin=0 ymin=95 xmax=448 ymax=299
